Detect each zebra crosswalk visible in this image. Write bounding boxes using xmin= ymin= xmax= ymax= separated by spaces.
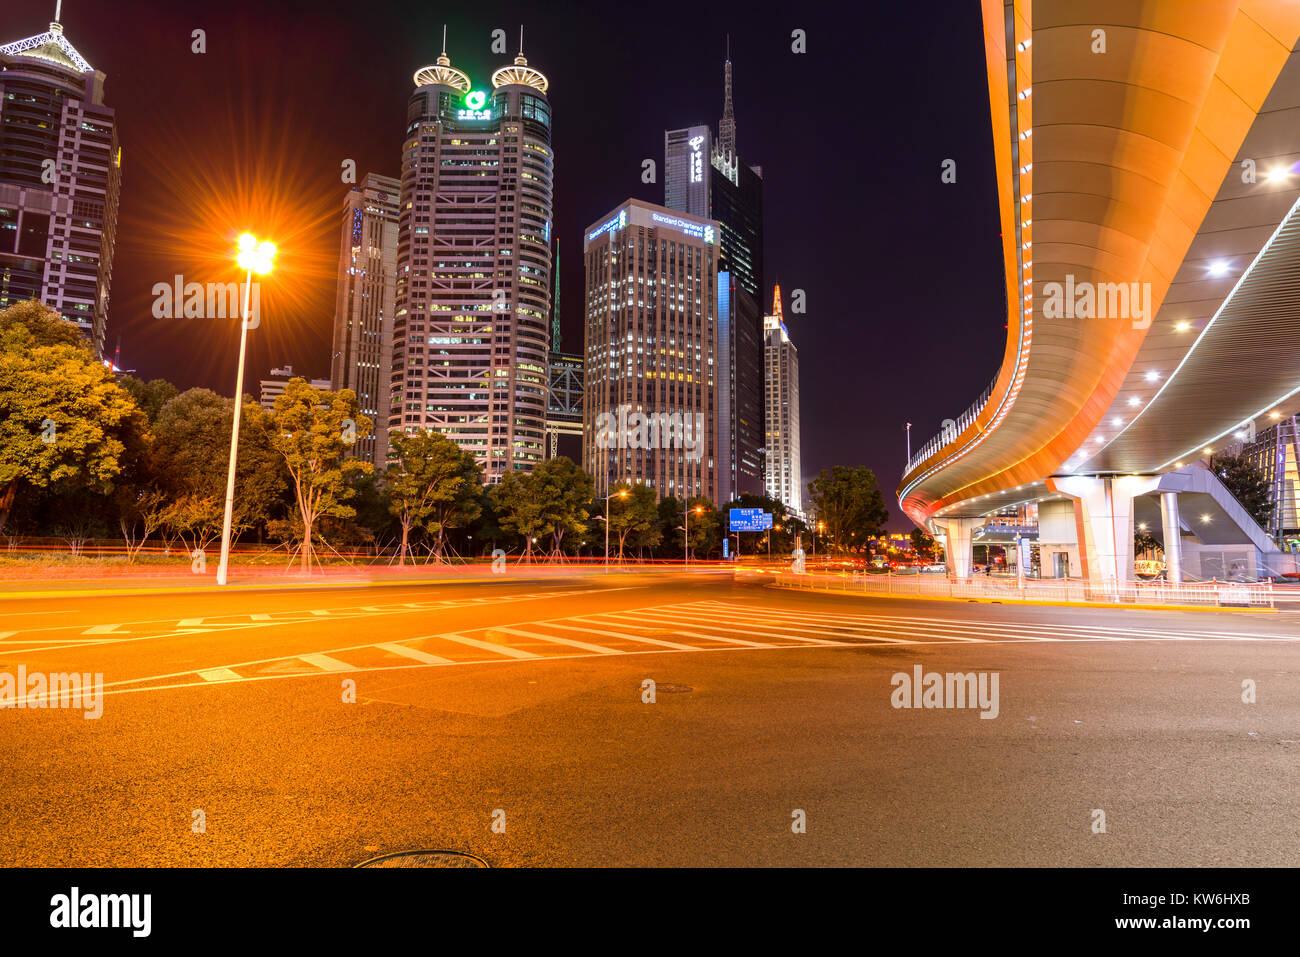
xmin=88 ymin=599 xmax=1300 ymax=701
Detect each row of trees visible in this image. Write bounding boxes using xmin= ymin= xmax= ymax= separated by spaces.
xmin=0 ymin=301 xmax=894 ymax=566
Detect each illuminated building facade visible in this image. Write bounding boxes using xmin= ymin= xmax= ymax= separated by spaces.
xmin=0 ymin=13 xmax=120 ymax=358
xmin=663 ymin=53 xmax=764 ymax=501
xmin=583 ymin=198 xmax=720 ymax=502
xmin=1241 ymin=416 xmax=1300 ymax=549
xmin=390 ymin=42 xmax=553 ymax=482
xmin=763 ymin=284 xmax=801 ymax=516
xmin=331 ymin=172 xmax=399 ymax=465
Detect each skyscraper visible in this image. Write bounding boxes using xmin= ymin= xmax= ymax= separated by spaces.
xmin=764 ymin=284 xmax=801 ymax=517
xmin=390 ymin=38 xmax=553 ymax=482
xmin=583 ymin=199 xmax=720 ymax=502
xmin=331 ymin=172 xmax=399 ymax=465
xmin=0 ymin=11 xmax=121 ymax=358
xmin=663 ymin=51 xmax=764 ymax=502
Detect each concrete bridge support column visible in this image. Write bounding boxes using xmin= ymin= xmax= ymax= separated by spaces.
xmin=937 ymin=517 xmax=982 ymax=578
xmin=1048 ymin=475 xmax=1161 ymax=595
xmin=1160 ymin=491 xmax=1183 ymax=584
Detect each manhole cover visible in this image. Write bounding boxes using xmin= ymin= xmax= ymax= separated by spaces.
xmin=355 ymin=850 xmax=489 ymax=868
xmin=655 ymin=683 xmax=694 ymax=694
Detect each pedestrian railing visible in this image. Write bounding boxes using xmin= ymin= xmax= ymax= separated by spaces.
xmin=759 ymin=570 xmax=1276 ymax=609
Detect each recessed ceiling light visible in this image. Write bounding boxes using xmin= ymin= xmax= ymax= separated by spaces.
xmin=1144 ymin=370 xmax=1160 ymax=382
xmin=1207 ymin=260 xmax=1231 ymax=278
xmin=1128 ymin=397 xmax=1141 ymax=407
xmin=1203 ymin=447 xmax=1213 ymax=455
xmin=1201 ymin=514 xmax=1212 ymax=524
xmin=1112 ymin=417 xmax=1123 ymax=426
xmin=1267 ymin=167 xmax=1290 ymax=183
xmin=1175 ymin=321 xmax=1190 ymax=332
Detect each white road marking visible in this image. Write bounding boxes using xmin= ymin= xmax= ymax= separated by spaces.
xmin=197 ymin=668 xmax=241 ymax=682
xmin=299 ymin=653 xmax=357 ymax=672
xmin=544 ymin=619 xmax=697 ymax=651
xmin=177 ymin=617 xmax=205 ymax=627
xmin=666 ymin=608 xmax=930 ymax=643
xmin=375 ymin=642 xmax=453 ymax=665
xmin=491 ymin=626 xmax=623 ymax=655
xmin=639 ymin=610 xmax=836 ymax=644
xmin=81 ymin=623 xmax=128 ymax=634
xmin=617 ymin=611 xmax=795 ymax=647
xmin=437 ymin=633 xmax=540 ymax=659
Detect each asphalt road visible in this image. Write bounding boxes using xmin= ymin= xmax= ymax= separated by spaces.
xmin=1 ymin=570 xmax=1297 ymax=866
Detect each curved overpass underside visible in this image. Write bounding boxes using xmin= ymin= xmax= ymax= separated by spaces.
xmin=899 ymin=1 xmax=1300 ymax=584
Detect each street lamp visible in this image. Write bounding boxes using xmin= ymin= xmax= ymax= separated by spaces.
xmin=216 ymin=232 xmax=275 ymax=586
xmin=603 ymin=487 xmax=628 ymax=573
xmin=683 ymin=502 xmax=705 ymax=567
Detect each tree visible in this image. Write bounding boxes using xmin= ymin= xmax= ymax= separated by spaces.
xmin=116 ymin=487 xmax=168 ymax=562
xmin=910 ymin=528 xmax=936 ymax=561
xmin=162 ymin=493 xmax=228 ymax=554
xmin=267 ymin=379 xmax=372 ymax=569
xmin=385 ymin=429 xmax=482 ymax=564
xmin=118 ymin=375 xmax=179 ymax=425
xmin=0 ymin=301 xmax=147 ymax=533
xmin=607 ymin=482 xmax=660 ymax=559
xmin=494 ymin=469 xmax=546 ymax=561
xmin=660 ymin=495 xmax=718 ymax=560
xmin=1209 ymin=451 xmax=1272 ymax=530
xmin=806 ymin=466 xmax=890 ymax=554
xmin=531 ymin=456 xmax=593 ymax=559
xmin=152 ymin=388 xmax=288 ymax=541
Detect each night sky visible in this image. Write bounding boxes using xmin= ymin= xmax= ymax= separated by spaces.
xmin=7 ymin=0 xmax=1006 ymax=529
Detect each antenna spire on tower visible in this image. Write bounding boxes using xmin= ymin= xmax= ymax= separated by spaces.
xmin=441 ymin=24 xmax=447 ymax=57
xmin=519 ymin=25 xmax=524 ymax=55
xmin=719 ymin=40 xmax=736 ymax=156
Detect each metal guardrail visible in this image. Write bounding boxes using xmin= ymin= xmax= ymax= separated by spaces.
xmin=905 ymin=375 xmax=997 ymax=476
xmin=762 ymin=570 xmax=1278 ymax=609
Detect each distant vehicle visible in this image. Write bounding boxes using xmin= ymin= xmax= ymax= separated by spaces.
xmin=922 ymin=562 xmax=947 ymax=574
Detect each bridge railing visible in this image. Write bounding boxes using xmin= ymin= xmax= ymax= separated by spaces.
xmin=905 ymin=374 xmax=998 ymax=477
xmin=759 ymin=570 xmax=1277 ymax=609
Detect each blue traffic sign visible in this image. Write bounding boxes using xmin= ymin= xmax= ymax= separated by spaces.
xmin=730 ymin=508 xmax=773 ymax=532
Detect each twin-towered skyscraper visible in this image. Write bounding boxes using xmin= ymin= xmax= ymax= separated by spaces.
xmin=331 ymin=36 xmax=800 ymax=515
xmin=332 ymin=38 xmax=552 ymax=482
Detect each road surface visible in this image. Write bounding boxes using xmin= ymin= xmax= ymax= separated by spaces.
xmin=1 ymin=570 xmax=1296 ymax=866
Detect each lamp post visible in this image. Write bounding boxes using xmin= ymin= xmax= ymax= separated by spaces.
xmin=216 ymin=232 xmax=275 ymax=586
xmin=604 ymin=487 xmax=628 ymax=573
xmin=684 ymin=502 xmax=704 ymax=567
